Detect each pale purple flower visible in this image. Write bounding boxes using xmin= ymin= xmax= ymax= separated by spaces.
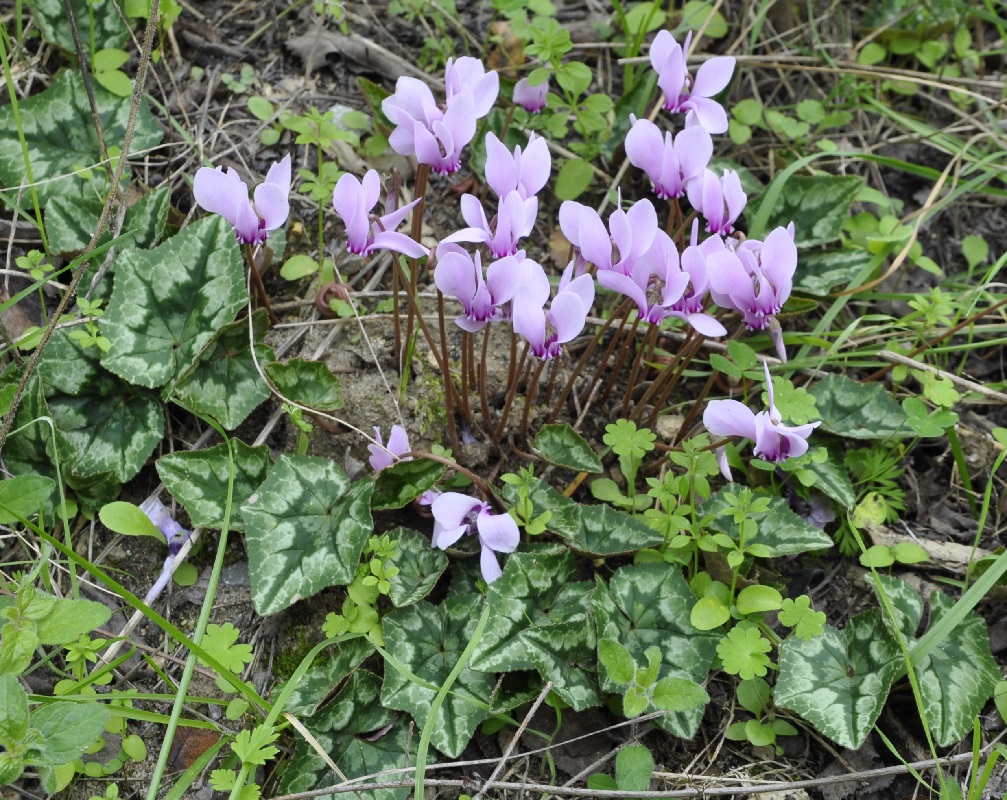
xmin=706 ymin=226 xmax=797 ymax=331
xmin=383 ymin=59 xmax=498 ymax=175
xmin=559 ymin=198 xmax=658 ymax=276
xmin=431 ymin=492 xmax=519 ymax=583
xmin=484 ymin=132 xmax=551 ymax=200
xmin=513 ymin=76 xmax=549 ymax=113
xmin=442 ymin=190 xmax=538 ymax=258
xmin=434 ymin=245 xmax=525 ymax=332
xmin=332 ymin=170 xmax=429 ymax=258
xmin=703 ymin=361 xmax=820 ymax=465
xmin=444 ymin=57 xmax=500 ymax=117
xmin=368 ymin=425 xmax=411 ymax=472
xmin=193 ymin=154 xmax=291 ymax=245
xmin=139 ymin=497 xmax=191 ymax=604
xmin=598 ymin=230 xmax=727 ymax=336
xmin=667 ymin=221 xmax=726 ymax=335
xmin=649 ymin=30 xmax=735 ymax=134
xmin=625 ymin=116 xmax=712 ymax=200
xmin=512 ymin=261 xmax=595 ymax=359
xmin=686 ymin=169 xmax=746 ymax=235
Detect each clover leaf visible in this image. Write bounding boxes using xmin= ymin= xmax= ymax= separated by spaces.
xmin=778 ymin=596 xmax=826 ymax=641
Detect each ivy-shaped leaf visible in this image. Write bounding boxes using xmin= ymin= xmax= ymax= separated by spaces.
xmin=918 ymin=590 xmax=1001 ymax=746
xmin=101 ymin=215 xmax=246 ymax=390
xmin=157 ymin=440 xmax=271 ymax=533
xmin=386 ymin=528 xmax=448 ymax=608
xmin=810 ymin=374 xmax=911 ymax=440
xmin=172 ymin=311 xmax=276 ymax=429
xmin=532 ymin=423 xmax=603 ymax=472
xmin=264 ymin=358 xmax=343 ymax=411
xmin=371 ymin=459 xmax=445 ymax=511
xmin=26 ymin=0 xmax=128 ymax=52
xmin=592 ymin=564 xmax=718 ymax=738
xmin=241 ymin=455 xmax=373 ymax=616
xmin=278 ymin=671 xmax=416 ymax=800
xmin=704 ymin=485 xmax=833 ymax=556
xmin=381 ymin=594 xmax=492 ymax=758
xmin=47 ymin=187 xmax=170 ymax=256
xmin=762 ymin=174 xmax=863 ymax=248
xmin=776 ymin=610 xmax=901 ymax=749
xmin=865 ymin=574 xmax=923 ymax=642
xmin=39 ymin=331 xmax=163 ymax=483
xmin=0 ymin=71 xmax=162 ymax=210
xmin=282 ymin=637 xmax=375 ymax=717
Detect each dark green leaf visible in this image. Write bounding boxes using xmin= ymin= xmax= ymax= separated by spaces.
xmin=173 ymin=311 xmax=275 ymax=429
xmin=794 ymin=248 xmax=875 ymax=296
xmin=265 ymin=358 xmax=343 ymax=411
xmin=593 ymin=564 xmax=718 ymax=738
xmin=277 ymin=670 xmax=416 ymax=800
xmin=241 ymin=455 xmax=373 ymax=615
xmin=381 ymin=594 xmax=492 ymax=757
xmin=0 ymin=71 xmax=161 ymax=210
xmin=776 ymin=610 xmax=901 ymax=749
xmin=387 ymin=528 xmax=448 ymax=608
xmin=47 ymin=188 xmax=170 ymax=255
xmin=371 ymin=459 xmax=445 ymax=511
xmin=157 ymin=440 xmax=272 ymax=533
xmin=704 ymin=485 xmax=833 ymax=556
xmin=810 ymin=374 xmax=911 ymax=439
xmin=281 ymin=637 xmax=375 ymax=717
xmin=532 ymin=423 xmax=603 ymax=472
xmin=101 ymin=216 xmax=246 ymax=389
xmin=762 ymin=175 xmax=863 ymax=248
xmin=26 ymin=0 xmax=127 ymax=51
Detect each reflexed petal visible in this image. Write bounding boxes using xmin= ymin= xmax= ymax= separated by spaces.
xmin=675 ymin=125 xmax=714 ymax=182
xmin=486 ymin=254 xmax=524 ymax=304
xmin=513 ymin=77 xmax=549 ymax=112
xmin=760 ymin=226 xmax=797 ymax=298
xmin=379 ymin=195 xmax=422 ymax=232
xmin=480 ymin=546 xmax=504 ymax=583
xmin=575 ymin=207 xmax=613 ymax=270
xmin=753 ymin=414 xmax=785 ymax=462
xmin=623 ymin=199 xmax=658 ymax=263
xmin=253 ymin=182 xmax=289 ymax=232
xmin=435 ymin=251 xmax=478 ymax=302
xmin=715 ymin=447 xmax=733 ymax=481
xmin=233 ymin=200 xmax=262 ymax=244
xmin=368 ymin=427 xmax=392 ymax=472
xmin=432 ymin=492 xmax=482 ymax=530
xmin=371 ymin=231 xmax=429 ymax=258
xmin=684 ymin=311 xmax=727 ymax=337
xmin=548 ymin=290 xmax=587 ymax=344
xmin=442 ymin=91 xmax=477 ymax=153
xmin=460 ymin=193 xmax=491 ymax=232
xmin=692 ymin=56 xmax=735 ymax=97
xmin=476 ymin=508 xmax=520 ymax=552
xmin=484 ymin=132 xmax=517 ymax=197
xmin=512 ymin=286 xmax=546 ymax=349
xmin=723 ymin=171 xmax=747 ymax=225
xmin=386 ymin=112 xmax=419 ymax=156
xmin=763 ymin=360 xmax=778 ymax=422
xmin=264 ymin=154 xmax=292 ymax=195
xmin=598 ymin=269 xmax=647 ymax=316
xmin=685 ymin=98 xmax=729 ymax=136
xmin=332 ymin=174 xmax=370 ymax=252
xmin=434 ymin=523 xmax=468 ymax=549
xmin=563 ymin=272 xmax=595 ymax=311
xmin=516 ymin=258 xmax=551 ymax=305
xmin=360 ymin=169 xmax=382 ymax=212
xmin=193 ymin=166 xmax=247 ymax=227
xmin=703 ymin=399 xmax=758 ymax=440
xmin=625 ymin=116 xmax=663 ymax=183
xmin=520 ymin=134 xmax=551 ymax=197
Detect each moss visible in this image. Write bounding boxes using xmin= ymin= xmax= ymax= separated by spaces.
xmin=272 ymin=625 xmax=320 ymax=680
xmin=410 ymin=369 xmax=449 ymax=444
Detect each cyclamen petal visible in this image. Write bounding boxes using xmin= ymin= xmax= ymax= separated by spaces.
xmin=193 ymin=154 xmax=292 ymax=245
xmin=368 ymin=425 xmax=412 ymax=472
xmin=332 ymin=170 xmax=428 ymax=258
xmin=513 ymin=76 xmax=549 ymax=112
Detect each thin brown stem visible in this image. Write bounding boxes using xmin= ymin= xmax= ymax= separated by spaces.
xmin=405 ymin=163 xmax=430 ymax=367
xmin=478 ymin=324 xmax=493 ymax=431
xmin=542 ymin=357 xmax=560 ymax=409
xmin=436 ymin=289 xmax=462 ymax=453
xmin=520 ymin=358 xmax=547 ymax=440
xmin=459 ymin=331 xmax=474 ymax=427
xmin=579 ymin=302 xmax=635 ymax=410
xmin=244 ymin=244 xmax=280 ymax=325
xmin=599 ymin=315 xmax=640 ymax=404
xmin=622 ymin=322 xmax=658 ymax=417
xmin=493 ymin=343 xmax=528 ymax=447
xmin=632 ymin=328 xmax=695 ymax=416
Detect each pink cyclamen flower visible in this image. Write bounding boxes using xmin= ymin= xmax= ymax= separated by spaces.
xmin=193 ymin=154 xmax=291 ymax=245
xmin=599 ymin=230 xmax=726 ymax=336
xmin=649 ymin=30 xmax=735 ymax=134
xmin=512 ymin=260 xmax=595 ymax=360
xmin=706 ymin=226 xmax=797 ymax=331
xmin=559 ymin=197 xmax=658 ymax=276
xmin=513 ymin=76 xmax=549 ymax=113
xmin=434 ymin=245 xmax=525 ymax=332
xmin=332 ymin=170 xmax=428 ymax=258
xmin=703 ymin=360 xmax=820 ymax=466
xmin=368 ymin=425 xmax=411 ymax=472
xmin=383 ymin=59 xmax=498 ymax=175
xmin=443 ymin=190 xmax=538 ymax=258
xmin=431 ymin=492 xmax=519 ymax=583
xmin=686 ymin=169 xmax=746 ymax=235
xmin=625 ymin=115 xmax=712 ymax=200
xmin=484 ymin=132 xmax=551 ymax=200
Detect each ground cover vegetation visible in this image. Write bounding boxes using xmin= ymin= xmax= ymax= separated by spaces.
xmin=0 ymin=0 xmax=1006 ymax=797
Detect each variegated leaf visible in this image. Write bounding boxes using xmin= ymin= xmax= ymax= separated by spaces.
xmin=241 ymin=455 xmax=373 ymax=616
xmin=704 ymin=485 xmax=833 ymax=556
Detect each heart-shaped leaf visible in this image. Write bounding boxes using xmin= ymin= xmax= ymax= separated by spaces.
xmin=241 ymin=455 xmax=373 ymax=616
xmin=101 ymin=215 xmax=246 ymax=390
xmin=810 ymin=374 xmax=911 ymax=440
xmin=281 ymin=638 xmax=375 ymax=717
xmin=47 ymin=188 xmax=170 ymax=256
xmin=264 ymin=358 xmax=343 ymax=411
xmin=172 ymin=311 xmax=275 ymax=429
xmin=26 ymin=0 xmax=128 ymax=52
xmin=157 ymin=440 xmax=272 ymax=533
xmin=592 ymin=564 xmax=719 ymax=738
xmin=371 ymin=458 xmax=445 ymax=511
xmin=704 ymin=485 xmax=833 ymax=556
xmin=0 ymin=71 xmax=161 ymax=210
xmin=386 ymin=528 xmax=448 ymax=608
xmin=776 ymin=609 xmax=901 ymax=749
xmin=532 ymin=423 xmax=603 ymax=472
xmin=381 ymin=594 xmax=492 ymax=758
